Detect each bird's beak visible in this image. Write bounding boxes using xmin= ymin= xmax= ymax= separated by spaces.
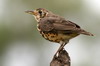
xmin=25 ymin=10 xmax=36 ymax=15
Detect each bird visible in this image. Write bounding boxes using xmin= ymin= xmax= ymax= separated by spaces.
xmin=25 ymin=8 xmax=93 ymax=56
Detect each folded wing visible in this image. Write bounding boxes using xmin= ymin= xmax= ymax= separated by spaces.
xmin=39 ymin=17 xmax=93 ymax=36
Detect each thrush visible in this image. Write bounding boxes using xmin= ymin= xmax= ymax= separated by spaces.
xmin=26 ymin=8 xmax=93 ymax=55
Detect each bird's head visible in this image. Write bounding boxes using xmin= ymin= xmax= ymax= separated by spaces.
xmin=25 ymin=8 xmax=50 ymax=22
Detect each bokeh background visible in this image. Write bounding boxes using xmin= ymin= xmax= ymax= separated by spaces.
xmin=0 ymin=0 xmax=100 ymax=66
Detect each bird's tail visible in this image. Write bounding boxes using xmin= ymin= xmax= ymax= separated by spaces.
xmin=79 ymin=29 xmax=94 ymax=36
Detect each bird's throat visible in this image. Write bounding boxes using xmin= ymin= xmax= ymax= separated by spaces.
xmin=34 ymin=15 xmax=41 ymax=22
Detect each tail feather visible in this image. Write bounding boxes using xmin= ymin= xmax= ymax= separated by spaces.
xmin=79 ymin=29 xmax=94 ymax=36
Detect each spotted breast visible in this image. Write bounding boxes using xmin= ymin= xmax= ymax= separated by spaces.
xmin=37 ymin=23 xmax=79 ymax=43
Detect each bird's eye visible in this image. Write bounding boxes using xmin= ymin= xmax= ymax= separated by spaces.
xmin=38 ymin=10 xmax=46 ymax=18
xmin=38 ymin=10 xmax=42 ymax=14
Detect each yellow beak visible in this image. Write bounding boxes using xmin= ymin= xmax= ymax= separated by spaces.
xmin=25 ymin=10 xmax=38 ymax=16
xmin=25 ymin=10 xmax=34 ymax=15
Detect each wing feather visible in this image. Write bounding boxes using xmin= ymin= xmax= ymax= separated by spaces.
xmin=39 ymin=17 xmax=93 ymax=36
xmin=39 ymin=17 xmax=80 ymax=31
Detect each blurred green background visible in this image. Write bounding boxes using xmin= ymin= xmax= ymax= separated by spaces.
xmin=0 ymin=0 xmax=100 ymax=66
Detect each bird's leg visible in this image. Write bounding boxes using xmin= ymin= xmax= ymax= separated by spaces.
xmin=54 ymin=41 xmax=66 ymax=57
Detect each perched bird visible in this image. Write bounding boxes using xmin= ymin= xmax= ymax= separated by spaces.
xmin=26 ymin=8 xmax=93 ymax=55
